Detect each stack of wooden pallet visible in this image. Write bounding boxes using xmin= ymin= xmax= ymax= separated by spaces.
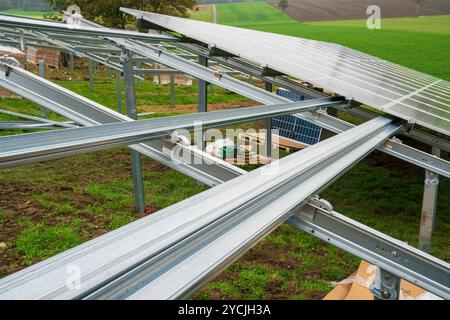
xmin=27 ymin=47 xmax=61 ymax=69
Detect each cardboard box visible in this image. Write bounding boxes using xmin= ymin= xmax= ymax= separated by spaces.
xmin=324 ymin=261 xmax=442 ymax=300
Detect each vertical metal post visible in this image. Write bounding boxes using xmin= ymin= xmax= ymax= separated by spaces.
xmin=120 ymin=49 xmax=145 ymax=213
xmin=136 ymin=61 xmax=141 ymax=87
xmin=38 ymin=58 xmax=45 ymax=79
xmin=197 ymin=55 xmax=208 ymax=150
xmin=115 ymin=69 xmax=122 ymax=113
xmin=69 ymin=53 xmax=74 ymax=75
xmin=88 ymin=59 xmax=94 ymax=92
xmin=418 ymin=147 xmax=441 ymax=252
xmin=265 ymin=81 xmax=273 ymax=159
xmin=157 ymin=64 xmax=161 ymax=84
xmin=209 ymin=83 xmax=214 ymax=95
xmin=107 ymin=67 xmax=112 ymax=78
xmin=19 ymin=31 xmax=28 ymax=71
xmin=170 ymin=73 xmax=175 ymax=112
xmin=38 ymin=58 xmax=47 ymax=118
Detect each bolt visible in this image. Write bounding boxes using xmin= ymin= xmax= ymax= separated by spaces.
xmin=381 ymin=290 xmax=391 ymax=299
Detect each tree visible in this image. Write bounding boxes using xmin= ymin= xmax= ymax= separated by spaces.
xmin=278 ymin=0 xmax=288 ymax=13
xmin=415 ymin=0 xmax=424 ymax=17
xmin=46 ymin=0 xmax=197 ymax=29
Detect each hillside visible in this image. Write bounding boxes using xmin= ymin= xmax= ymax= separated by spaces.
xmin=268 ymin=0 xmax=450 ymax=21
xmin=204 ymin=2 xmax=450 ymax=81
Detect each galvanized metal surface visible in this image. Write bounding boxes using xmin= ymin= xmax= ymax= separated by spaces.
xmin=51 ymin=13 xmax=450 ymax=176
xmin=0 ymin=61 xmax=244 ymax=186
xmin=3 ymin=117 xmax=433 ymax=300
xmin=121 ymin=49 xmax=145 ymax=213
xmin=121 ymin=8 xmax=450 ymax=136
xmin=289 ymin=202 xmax=450 ymax=299
xmin=0 ymin=13 xmax=176 ymax=42
xmin=0 ymin=98 xmax=341 ymax=167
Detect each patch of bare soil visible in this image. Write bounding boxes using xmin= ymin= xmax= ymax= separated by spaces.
xmin=0 ymin=149 xmax=158 ymax=277
xmin=139 ymin=101 xmax=258 ymax=113
xmin=268 ymin=0 xmax=450 ymax=21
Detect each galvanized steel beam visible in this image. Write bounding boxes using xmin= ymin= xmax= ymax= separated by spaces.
xmin=0 ymin=60 xmax=243 ymax=186
xmin=6 ymin=117 xmax=443 ymax=300
xmin=0 ymin=13 xmax=177 ymax=42
xmin=0 ymin=98 xmax=342 ymax=168
xmin=288 ymin=200 xmax=449 ymax=299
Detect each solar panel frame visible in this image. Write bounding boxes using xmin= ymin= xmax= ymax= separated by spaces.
xmin=121 ymin=8 xmax=450 ymax=136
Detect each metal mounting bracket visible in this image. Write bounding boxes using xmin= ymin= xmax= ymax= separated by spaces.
xmin=296 ymin=195 xmax=333 ymax=221
xmin=119 ymin=49 xmax=130 ymax=63
xmin=0 ymin=56 xmax=20 ymax=77
xmin=369 ymin=268 xmax=400 ymax=300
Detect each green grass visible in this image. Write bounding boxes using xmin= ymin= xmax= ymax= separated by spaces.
xmin=194 ymin=162 xmax=449 ymax=299
xmin=211 ymin=2 xmax=450 ymax=80
xmin=313 ymin=15 xmax=450 ymax=35
xmin=190 ymin=7 xmax=212 ymax=23
xmin=0 ymin=66 xmax=255 ymax=138
xmin=0 ymin=3 xmax=448 ymax=299
xmin=0 ymin=9 xmax=59 ymax=19
xmin=16 ymin=220 xmax=82 ymax=262
xmin=216 ymin=1 xmax=294 ymax=26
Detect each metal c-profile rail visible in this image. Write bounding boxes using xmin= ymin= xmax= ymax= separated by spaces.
xmin=103 ymin=40 xmax=450 ymax=177
xmin=0 ymin=59 xmax=244 ymax=185
xmin=0 ymin=116 xmax=414 ymax=300
xmin=0 ymin=13 xmax=177 ymax=42
xmin=0 ymin=97 xmax=343 ymax=168
xmin=69 ymin=13 xmax=450 ymax=177
xmin=0 ymin=121 xmax=65 ymax=130
xmin=288 ymin=202 xmax=450 ymax=300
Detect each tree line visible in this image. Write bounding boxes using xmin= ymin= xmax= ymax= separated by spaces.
xmin=0 ymin=0 xmax=51 ymax=11
xmin=47 ymin=0 xmax=198 ymax=28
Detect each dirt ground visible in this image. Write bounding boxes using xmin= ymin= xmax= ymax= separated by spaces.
xmin=268 ymin=0 xmax=450 ymax=21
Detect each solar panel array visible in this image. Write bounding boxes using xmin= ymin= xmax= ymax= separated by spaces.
xmin=121 ymin=8 xmax=450 ymax=136
xmin=272 ymin=88 xmax=322 ymax=145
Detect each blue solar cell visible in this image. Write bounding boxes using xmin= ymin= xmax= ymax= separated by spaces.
xmin=271 ymin=88 xmax=322 ymax=145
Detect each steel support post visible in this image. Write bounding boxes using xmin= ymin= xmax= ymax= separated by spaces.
xmin=38 ymin=58 xmax=47 ymax=119
xmin=88 ymin=58 xmax=94 ymax=92
xmin=121 ymin=49 xmax=145 ymax=213
xmin=115 ymin=69 xmax=122 ymax=113
xmin=157 ymin=64 xmax=161 ymax=84
xmin=170 ymin=74 xmax=175 ymax=111
xmin=264 ymin=81 xmax=273 ymax=159
xmin=136 ymin=61 xmax=141 ymax=87
xmin=19 ymin=30 xmax=28 ymax=71
xmin=197 ymin=55 xmax=208 ymax=151
xmin=419 ymin=147 xmax=441 ymax=252
xmin=69 ymin=52 xmax=74 ymax=75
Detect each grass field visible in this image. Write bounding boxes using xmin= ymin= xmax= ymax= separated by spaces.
xmin=0 ymin=2 xmax=448 ymax=300
xmin=190 ymin=5 xmax=212 ymax=22
xmin=211 ymin=2 xmax=450 ymax=81
xmin=0 ymin=9 xmax=58 ymax=19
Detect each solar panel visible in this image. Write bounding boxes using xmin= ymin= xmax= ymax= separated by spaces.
xmin=272 ymin=88 xmax=322 ymax=145
xmin=121 ymin=8 xmax=450 ymax=136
